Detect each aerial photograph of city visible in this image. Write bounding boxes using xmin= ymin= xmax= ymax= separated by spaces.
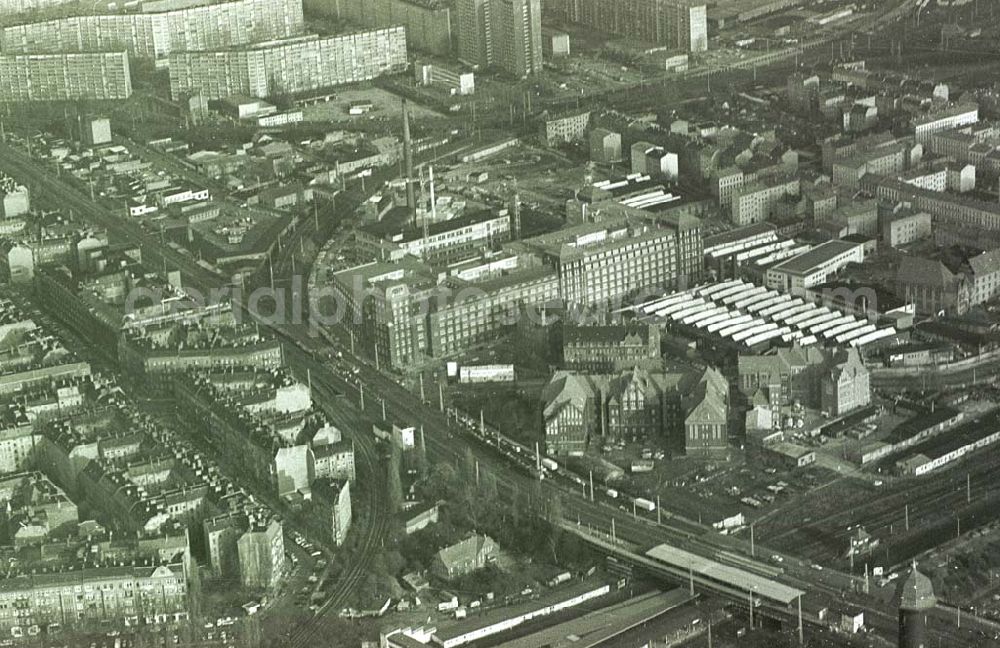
xmin=0 ymin=0 xmax=999 ymax=646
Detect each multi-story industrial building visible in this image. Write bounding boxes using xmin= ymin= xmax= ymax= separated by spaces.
xmin=0 ymin=177 xmax=30 ymax=219
xmin=0 ymin=51 xmax=132 ymax=102
xmin=333 ymin=255 xmax=559 ymax=370
xmin=0 ymin=0 xmax=304 ymax=62
xmin=457 ymin=0 xmax=542 ymax=77
xmin=335 ymin=209 xmax=702 ymax=369
xmin=339 ymin=0 xmax=453 ymax=55
xmin=169 ymin=30 xmax=406 ymax=99
xmin=357 ymin=210 xmax=512 ymax=263
xmin=565 ymin=0 xmax=707 ymax=52
xmin=520 ymin=214 xmax=702 ymax=306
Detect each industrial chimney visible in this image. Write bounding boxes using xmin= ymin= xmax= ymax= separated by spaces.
xmin=402 ymin=99 xmax=417 ymax=224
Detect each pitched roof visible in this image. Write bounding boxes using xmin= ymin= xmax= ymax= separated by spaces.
xmin=542 ymin=372 xmax=597 ymax=419
xmin=685 ymin=367 xmax=728 ymax=424
xmin=898 ymin=564 xmax=936 ymax=610
xmin=897 ymin=256 xmax=959 ymax=289
xmin=966 ymin=248 xmax=1000 ymax=277
xmin=436 ymin=534 xmax=497 ymax=571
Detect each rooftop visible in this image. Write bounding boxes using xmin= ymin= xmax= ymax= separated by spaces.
xmin=645 ymin=544 xmax=804 ymax=605
xmin=770 ymin=240 xmax=862 ymax=275
xmin=433 ymin=579 xmax=610 ymax=641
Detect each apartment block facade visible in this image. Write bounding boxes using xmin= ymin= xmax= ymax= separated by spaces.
xmin=0 ymin=0 xmax=303 ymax=61
xmin=0 ymin=51 xmax=132 ymax=101
xmin=168 ymin=30 xmax=408 ymax=100
xmin=337 ymin=0 xmax=453 ymax=56
xmin=565 ymin=0 xmax=707 ymax=52
xmin=0 ymin=563 xmax=189 ymax=632
xmin=457 ymin=0 xmax=542 ymax=77
xmin=730 ymin=177 xmax=799 ymax=226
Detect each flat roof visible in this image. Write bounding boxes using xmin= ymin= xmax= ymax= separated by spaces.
xmin=500 ymin=589 xmax=692 ymax=648
xmin=884 ymin=407 xmax=962 ymax=445
xmin=360 ymin=209 xmax=503 ymax=243
xmin=906 ymin=412 xmax=1000 ymax=461
xmin=770 ymin=240 xmax=861 ymax=276
xmin=913 ymin=103 xmax=978 ymax=126
xmin=645 ymin=544 xmax=804 ymax=605
xmin=433 ymin=580 xmax=610 ymax=641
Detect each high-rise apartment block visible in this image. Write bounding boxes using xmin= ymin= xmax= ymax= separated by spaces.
xmin=458 ymin=0 xmax=493 ymax=69
xmin=1 ymin=0 xmax=75 ymax=17
xmin=0 ymin=51 xmax=132 ymax=101
xmin=564 ymin=0 xmax=707 ymax=52
xmin=457 ymin=0 xmax=542 ymax=77
xmin=0 ymin=0 xmax=304 ymax=62
xmin=168 ymin=30 xmax=408 ymax=100
xmin=337 ymin=0 xmax=453 ymax=56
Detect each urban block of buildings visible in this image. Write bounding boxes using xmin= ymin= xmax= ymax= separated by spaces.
xmin=0 ymin=51 xmax=132 ymax=102
xmin=168 ymin=29 xmax=408 ymax=100
xmin=0 ymin=0 xmax=305 ymax=62
xmin=541 ymin=365 xmax=729 ymax=457
xmin=559 ymin=0 xmax=707 ymax=52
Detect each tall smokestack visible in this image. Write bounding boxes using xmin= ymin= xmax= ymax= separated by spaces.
xmin=402 ymin=99 xmax=416 ymax=224
xmin=423 ymin=165 xmax=435 ymax=258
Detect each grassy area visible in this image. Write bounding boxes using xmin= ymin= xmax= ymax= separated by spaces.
xmin=453 ymin=385 xmax=542 ymax=446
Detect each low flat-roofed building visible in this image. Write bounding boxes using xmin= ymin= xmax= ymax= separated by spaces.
xmin=645 ymin=543 xmax=804 ymax=605
xmin=432 ymin=579 xmax=611 ymax=648
xmin=401 ymin=502 xmax=439 ymax=534
xmin=896 ymin=413 xmax=1000 ymax=476
xmin=765 ymin=442 xmax=815 ymax=468
xmin=765 ymin=240 xmax=864 ymax=296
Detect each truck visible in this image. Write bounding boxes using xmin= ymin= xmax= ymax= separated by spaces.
xmin=540 ymin=457 xmax=559 ymax=472
xmin=547 ymin=572 xmax=571 ymax=587
xmin=634 ymin=497 xmax=656 ymax=512
xmin=630 ymin=459 xmax=655 ymax=473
